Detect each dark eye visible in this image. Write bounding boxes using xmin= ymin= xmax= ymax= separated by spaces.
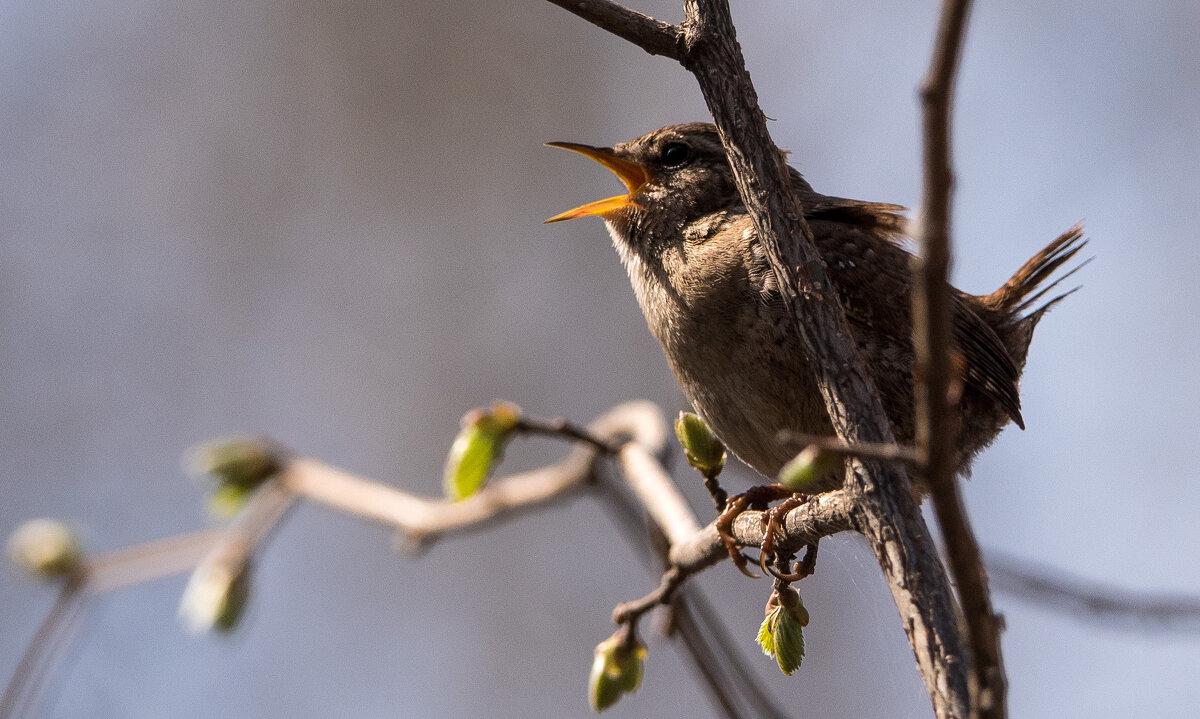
xmin=660 ymin=142 xmax=691 ymax=167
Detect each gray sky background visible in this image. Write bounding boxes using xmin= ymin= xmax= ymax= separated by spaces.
xmin=2 ymin=1 xmax=1198 ymax=717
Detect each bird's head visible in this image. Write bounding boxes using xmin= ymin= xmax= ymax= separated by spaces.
xmin=545 ymin=123 xmax=741 ymax=244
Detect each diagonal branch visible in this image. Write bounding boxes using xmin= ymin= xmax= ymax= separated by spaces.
xmin=680 ymin=2 xmax=970 ymax=716
xmin=545 ymin=0 xmax=682 ymax=59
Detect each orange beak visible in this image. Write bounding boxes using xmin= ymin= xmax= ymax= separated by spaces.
xmin=544 ymin=142 xmax=650 ymax=223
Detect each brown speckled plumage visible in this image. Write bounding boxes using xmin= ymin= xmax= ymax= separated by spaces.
xmin=565 ymin=123 xmax=1084 ymax=487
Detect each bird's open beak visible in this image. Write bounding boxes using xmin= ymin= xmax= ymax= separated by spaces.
xmin=544 ymin=142 xmax=650 ymax=223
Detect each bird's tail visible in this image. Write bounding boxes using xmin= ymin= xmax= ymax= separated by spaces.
xmin=983 ymin=223 xmax=1089 ymax=318
xmin=981 ymin=223 xmax=1090 ymax=368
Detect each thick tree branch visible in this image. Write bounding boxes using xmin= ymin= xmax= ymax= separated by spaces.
xmin=913 ymin=2 xmax=1007 ymax=718
xmin=676 ymin=2 xmax=970 ymax=715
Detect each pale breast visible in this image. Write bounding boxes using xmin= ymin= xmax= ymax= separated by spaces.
xmin=609 ymin=214 xmax=837 ymax=479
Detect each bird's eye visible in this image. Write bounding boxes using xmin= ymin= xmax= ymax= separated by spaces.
xmin=660 ymin=142 xmax=691 ymax=167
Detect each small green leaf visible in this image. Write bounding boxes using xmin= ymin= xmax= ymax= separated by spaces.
xmin=442 ymin=402 xmax=522 ymax=501
xmin=588 ymin=631 xmax=646 ymax=712
xmin=7 ymin=519 xmax=83 ymax=579
xmin=179 ymin=559 xmax=251 ymax=634
xmin=674 ymin=411 xmax=726 ymax=478
xmin=756 ymin=608 xmax=777 ymax=657
xmin=757 ymin=588 xmax=808 ymax=676
xmin=777 ymin=445 xmax=842 ymax=491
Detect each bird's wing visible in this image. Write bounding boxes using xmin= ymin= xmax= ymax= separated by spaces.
xmin=803 ymin=198 xmax=1026 ymax=428
xmin=949 ymin=295 xmax=1025 ymax=428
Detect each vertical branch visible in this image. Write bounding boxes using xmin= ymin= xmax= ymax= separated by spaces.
xmin=914 ymin=1 xmax=1007 ymax=718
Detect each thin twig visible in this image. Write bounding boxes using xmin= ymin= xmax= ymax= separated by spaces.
xmin=0 ymin=576 xmax=87 ymax=719
xmin=914 ymin=1 xmax=1005 ymax=717
xmin=545 ymin=0 xmax=682 ymax=59
xmin=189 ymin=478 xmax=297 ymax=585
xmin=515 ymin=416 xmax=621 ymax=454
xmin=988 ymin=551 xmax=1200 ymax=631
xmin=612 ymin=565 xmax=686 ymax=625
xmin=778 ymin=431 xmax=923 ymax=466
xmin=85 ymin=529 xmax=228 ymax=592
xmin=2 ymin=483 xmax=295 ymax=717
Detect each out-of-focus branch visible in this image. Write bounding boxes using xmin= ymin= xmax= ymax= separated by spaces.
xmin=283 ymin=399 xmax=850 ymax=577
xmin=84 ymin=530 xmax=226 ymax=593
xmin=988 ymin=552 xmax=1200 ymax=631
xmin=0 ymin=576 xmax=87 ymax=719
xmin=1 ymin=485 xmax=293 ymax=719
xmin=615 ymin=442 xmax=700 ymax=545
xmin=281 ymin=400 xmax=667 ymax=543
xmin=912 ymin=2 xmax=1007 ymax=718
xmin=5 ymin=397 xmax=845 ymax=719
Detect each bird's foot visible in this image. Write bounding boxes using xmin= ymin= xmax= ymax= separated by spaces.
xmin=715 ymin=483 xmax=796 ymax=578
xmin=759 ymin=494 xmax=818 ymax=581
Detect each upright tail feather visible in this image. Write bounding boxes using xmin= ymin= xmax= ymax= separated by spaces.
xmin=983 ymin=223 xmax=1089 ymax=318
xmin=982 ymin=223 xmax=1090 ymax=370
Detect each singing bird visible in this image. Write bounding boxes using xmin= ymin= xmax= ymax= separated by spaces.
xmin=547 ymin=122 xmax=1083 ymax=490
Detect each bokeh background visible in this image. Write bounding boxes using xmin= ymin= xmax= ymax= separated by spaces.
xmin=3 ymin=1 xmax=1198 ymax=716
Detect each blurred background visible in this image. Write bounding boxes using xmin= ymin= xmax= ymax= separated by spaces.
xmin=2 ymin=0 xmax=1198 ymax=716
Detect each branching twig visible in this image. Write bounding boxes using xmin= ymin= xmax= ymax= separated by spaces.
xmin=612 ymin=565 xmax=686 ymax=626
xmin=14 ymin=389 xmax=1195 ymax=719
xmin=187 ymin=477 xmax=297 ymax=587
xmin=281 ymin=401 xmax=665 ymax=543
xmin=591 ymin=462 xmax=791 ymax=719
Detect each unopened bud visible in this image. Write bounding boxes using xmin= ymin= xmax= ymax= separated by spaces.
xmin=588 ymin=629 xmax=646 ymax=712
xmin=7 ymin=519 xmax=83 ymax=579
xmin=179 ymin=559 xmax=251 ymax=634
xmin=186 ymin=437 xmax=284 ymax=515
xmin=674 ymin=412 xmax=726 ymax=478
xmin=443 ymin=401 xmax=523 ymax=501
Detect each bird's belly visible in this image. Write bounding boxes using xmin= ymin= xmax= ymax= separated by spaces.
xmin=662 ymin=317 xmax=835 ymax=480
